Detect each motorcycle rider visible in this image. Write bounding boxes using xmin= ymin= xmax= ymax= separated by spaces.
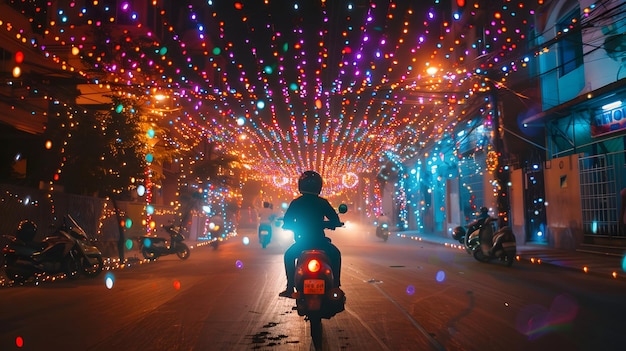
xmin=279 ymin=171 xmax=343 ymax=298
xmin=376 ymin=212 xmax=391 ymax=237
xmin=258 ymin=201 xmax=277 ymax=243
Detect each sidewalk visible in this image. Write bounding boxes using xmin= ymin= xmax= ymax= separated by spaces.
xmin=398 ymin=231 xmax=626 ymax=282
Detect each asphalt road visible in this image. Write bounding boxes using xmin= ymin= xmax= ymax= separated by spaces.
xmin=1 ymin=222 xmax=626 ymax=351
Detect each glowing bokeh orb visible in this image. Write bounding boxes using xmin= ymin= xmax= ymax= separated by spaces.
xmin=137 ymin=185 xmax=146 ymax=196
xmin=436 ymin=270 xmax=446 ymax=282
xmin=173 ymin=280 xmax=181 ymax=290
xmin=406 ymin=285 xmax=416 ymax=295
xmin=124 ymin=218 xmax=133 ymax=229
xmin=235 ymin=260 xmax=244 ymax=269
xmin=115 ymin=104 xmax=124 ymax=113
xmin=622 ymin=256 xmax=626 ymax=272
xmin=45 ymin=140 xmax=53 ymax=149
xmin=125 ymin=238 xmax=134 ymax=250
xmin=146 ymin=205 xmax=154 ymax=215
xmin=256 ymin=100 xmax=266 ymax=109
xmin=15 ymin=336 xmax=24 ymax=348
xmin=236 ymin=117 xmax=246 ymax=126
xmin=147 ymin=129 xmax=155 ymax=138
xmin=143 ymin=237 xmax=152 ymax=248
xmin=14 ymin=51 xmax=24 ymax=64
xmin=242 ymin=236 xmax=250 ymax=245
xmin=145 ymin=153 xmax=154 ymax=163
xmin=105 ymin=272 xmax=115 ymax=289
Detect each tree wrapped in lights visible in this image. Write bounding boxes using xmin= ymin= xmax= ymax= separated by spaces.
xmin=55 ymin=93 xmax=178 ymax=259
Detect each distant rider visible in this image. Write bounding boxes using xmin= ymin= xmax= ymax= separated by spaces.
xmin=258 ymin=201 xmax=277 ymax=242
xmin=376 ymin=212 xmax=391 ymax=237
xmin=279 ymin=171 xmax=343 ymax=298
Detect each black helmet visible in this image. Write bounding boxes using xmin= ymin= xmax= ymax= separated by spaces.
xmin=16 ymin=220 xmax=37 ymax=242
xmin=452 ymin=226 xmax=466 ymax=242
xmin=298 ymin=170 xmax=323 ymax=195
xmin=480 ymin=207 xmax=488 ymax=214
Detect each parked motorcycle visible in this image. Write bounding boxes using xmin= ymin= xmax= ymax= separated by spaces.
xmin=453 ymin=217 xmax=517 ymax=266
xmin=3 ymin=215 xmax=104 ymax=283
xmin=375 ymin=222 xmax=390 ymax=242
xmin=291 ymin=204 xmax=347 ymax=349
xmin=138 ymin=224 xmax=190 ymax=260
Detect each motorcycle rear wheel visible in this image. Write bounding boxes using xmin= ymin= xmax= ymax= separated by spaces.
xmin=142 ymin=248 xmax=158 ymax=260
xmin=503 ymin=251 xmax=515 ymax=267
xmin=82 ymin=255 xmax=104 ymax=277
xmin=176 ymin=244 xmax=190 ymax=260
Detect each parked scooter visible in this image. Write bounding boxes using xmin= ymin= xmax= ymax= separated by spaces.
xmin=453 ymin=217 xmax=517 ymax=266
xmin=291 ymin=204 xmax=347 ymax=349
xmin=138 ymin=224 xmax=190 ymax=260
xmin=3 ymin=215 xmax=104 ymax=283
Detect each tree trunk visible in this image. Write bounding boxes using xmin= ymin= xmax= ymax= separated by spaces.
xmin=112 ymin=197 xmax=125 ymax=262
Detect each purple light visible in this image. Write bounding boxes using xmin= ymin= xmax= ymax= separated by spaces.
xmin=121 ymin=2 xmax=129 ymax=11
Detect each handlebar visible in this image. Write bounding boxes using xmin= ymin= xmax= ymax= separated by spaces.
xmin=323 ymin=221 xmax=344 ymax=230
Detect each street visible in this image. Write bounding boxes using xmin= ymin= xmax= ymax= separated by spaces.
xmin=1 ymin=222 xmax=626 ymax=351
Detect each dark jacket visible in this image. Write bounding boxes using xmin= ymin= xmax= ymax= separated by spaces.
xmin=282 ymin=193 xmax=341 ymax=245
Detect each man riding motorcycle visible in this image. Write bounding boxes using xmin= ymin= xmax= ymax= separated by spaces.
xmin=279 ymin=171 xmax=343 ymax=298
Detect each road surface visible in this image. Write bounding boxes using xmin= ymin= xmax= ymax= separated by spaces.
xmin=1 ymin=222 xmax=625 ymax=350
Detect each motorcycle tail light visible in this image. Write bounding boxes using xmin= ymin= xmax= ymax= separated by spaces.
xmin=2 ymin=247 xmax=14 ymax=254
xmin=307 ymin=259 xmax=321 ymax=273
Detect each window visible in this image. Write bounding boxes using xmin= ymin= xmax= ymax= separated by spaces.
xmin=557 ymin=9 xmax=584 ymax=77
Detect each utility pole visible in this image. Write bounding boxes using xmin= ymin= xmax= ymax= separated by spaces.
xmin=488 ymin=79 xmax=512 ymax=228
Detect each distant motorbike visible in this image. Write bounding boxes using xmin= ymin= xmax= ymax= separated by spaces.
xmin=3 ymin=215 xmax=104 ymax=283
xmin=291 ymin=204 xmax=347 ymax=349
xmin=138 ymin=224 xmax=190 ymax=260
xmin=453 ymin=217 xmax=517 ymax=266
xmin=375 ymin=222 xmax=390 ymax=242
xmin=258 ymin=223 xmax=272 ymax=249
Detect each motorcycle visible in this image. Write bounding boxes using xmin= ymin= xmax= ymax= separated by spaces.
xmin=375 ymin=222 xmax=390 ymax=242
xmin=3 ymin=215 xmax=104 ymax=283
xmin=258 ymin=223 xmax=272 ymax=249
xmin=453 ymin=217 xmax=517 ymax=266
xmin=138 ymin=224 xmax=190 ymax=260
xmin=291 ymin=204 xmax=347 ymax=349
